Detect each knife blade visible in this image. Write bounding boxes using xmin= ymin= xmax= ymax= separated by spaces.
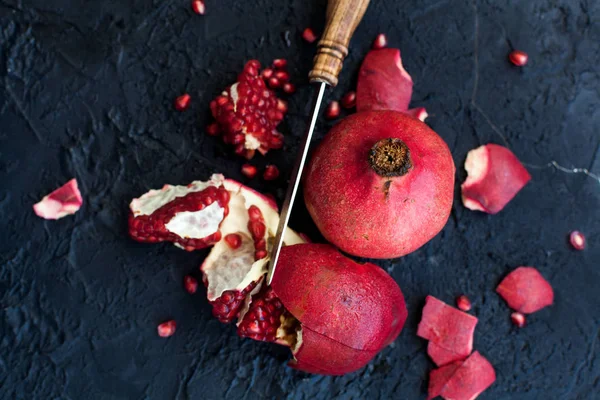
xmin=266 ymin=82 xmax=327 ymax=285
xmin=266 ymin=0 xmax=371 ymax=285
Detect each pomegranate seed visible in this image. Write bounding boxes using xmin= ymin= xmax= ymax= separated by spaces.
xmin=174 ymin=94 xmax=191 ymax=111
xmin=273 ymin=59 xmax=288 ymax=69
xmin=509 ymin=50 xmax=528 ymax=66
xmin=456 ymin=295 xmax=472 ymax=312
xmin=191 ymin=0 xmax=205 ymax=15
xmin=510 ymin=312 xmax=526 ymax=328
xmin=276 ymin=99 xmax=288 ymax=113
xmin=206 ymin=122 xmax=220 ymax=136
xmin=157 ymin=320 xmax=177 ymax=337
xmin=249 ymin=221 xmax=266 ymax=239
xmin=569 ymin=231 xmax=586 ymax=250
xmin=241 ymin=163 xmax=258 ymax=178
xmin=248 ymin=205 xmax=263 ymax=221
xmin=282 ymin=83 xmax=296 ymax=94
xmin=261 ymin=68 xmax=274 ymax=80
xmin=340 ymin=91 xmax=356 ymax=109
xmin=224 ymin=233 xmax=242 ymax=249
xmin=263 ymin=165 xmax=280 ymax=181
xmin=184 ymin=275 xmax=198 ymax=294
xmin=372 ymin=34 xmax=388 ymax=49
xmin=268 ymin=77 xmax=281 ymax=89
xmin=255 ymin=250 xmax=268 ymax=260
xmin=302 ymin=27 xmax=318 ymax=43
xmin=274 ymin=71 xmax=290 ymax=82
xmin=325 ymin=101 xmax=340 ymax=119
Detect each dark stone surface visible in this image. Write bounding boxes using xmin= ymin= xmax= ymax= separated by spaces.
xmin=1 ymin=0 xmax=599 ymax=399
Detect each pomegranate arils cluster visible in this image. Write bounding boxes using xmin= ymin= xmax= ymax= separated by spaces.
xmin=237 ymin=285 xmax=286 ymax=342
xmin=209 ymin=60 xmax=286 ymax=159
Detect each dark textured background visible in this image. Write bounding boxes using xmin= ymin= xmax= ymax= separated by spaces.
xmin=1 ymin=0 xmax=599 ymax=399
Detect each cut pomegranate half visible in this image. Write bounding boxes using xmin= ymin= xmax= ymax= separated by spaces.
xmin=428 ymin=351 xmax=496 ymax=400
xmin=417 ymin=296 xmax=478 ymax=358
xmin=33 ymin=178 xmax=83 ymax=220
xmin=461 ymin=144 xmax=531 ymax=214
xmin=203 ymin=241 xmax=407 ymax=375
xmin=209 ymin=60 xmax=286 ymax=159
xmin=496 ymin=266 xmax=554 ymax=314
xmin=356 ymin=48 xmax=413 ymax=113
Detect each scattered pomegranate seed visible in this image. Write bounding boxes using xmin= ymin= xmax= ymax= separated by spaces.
xmin=263 ymin=165 xmax=280 ymax=181
xmin=206 ymin=122 xmax=220 ymax=136
xmin=508 ymin=50 xmax=528 ymax=66
xmin=224 ymin=233 xmax=243 ymax=249
xmin=340 ymin=91 xmax=357 ymax=109
xmin=276 ymin=99 xmax=288 ymax=113
xmin=456 ymin=295 xmax=472 ymax=312
xmin=282 ymin=83 xmax=296 ymax=94
xmin=157 ymin=320 xmax=177 ymax=337
xmin=241 ymin=163 xmax=258 ymax=179
xmin=184 ymin=275 xmax=198 ymax=294
xmin=569 ymin=231 xmax=586 ymax=250
xmin=274 ymin=71 xmax=290 ymax=82
xmin=510 ymin=312 xmax=526 ymax=328
xmin=302 ymin=27 xmax=318 ymax=43
xmin=273 ymin=59 xmax=288 ymax=69
xmin=268 ymin=77 xmax=281 ymax=89
xmin=191 ymin=0 xmax=205 ymax=15
xmin=174 ymin=94 xmax=191 ymax=111
xmin=372 ymin=34 xmax=388 ymax=49
xmin=325 ymin=101 xmax=341 ymax=119
xmin=261 ymin=68 xmax=274 ymax=79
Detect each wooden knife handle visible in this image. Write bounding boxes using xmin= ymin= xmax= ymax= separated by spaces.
xmin=309 ymin=0 xmax=370 ymax=87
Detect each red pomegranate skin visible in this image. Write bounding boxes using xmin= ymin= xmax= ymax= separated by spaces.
xmin=304 ymin=111 xmax=455 ymax=259
xmin=272 ymin=244 xmax=407 ymax=374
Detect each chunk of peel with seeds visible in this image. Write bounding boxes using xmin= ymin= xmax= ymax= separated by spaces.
xmin=429 ymin=351 xmax=496 ymax=400
xmin=461 ymin=144 xmax=531 ymax=214
xmin=428 ymin=341 xmax=470 ymax=367
xmin=356 ymin=48 xmax=413 ymax=113
xmin=33 ymin=179 xmax=83 ymax=220
xmin=417 ymin=296 xmax=478 ymax=357
xmin=496 ymin=267 xmax=554 ymax=314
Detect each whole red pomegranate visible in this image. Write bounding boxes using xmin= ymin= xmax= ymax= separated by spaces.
xmin=304 ymin=111 xmax=455 ymax=259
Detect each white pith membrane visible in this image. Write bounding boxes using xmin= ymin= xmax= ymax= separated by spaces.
xmin=226 ymin=83 xmax=262 ymax=151
xmin=200 ymin=179 xmax=305 ymax=353
xmin=164 ymin=202 xmax=224 ymax=239
xmin=461 ymin=145 xmax=489 ymax=212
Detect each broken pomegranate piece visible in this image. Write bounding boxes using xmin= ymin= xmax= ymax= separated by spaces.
xmin=428 ymin=342 xmax=469 ymax=367
xmin=496 ymin=266 xmax=554 ymax=314
xmin=33 ymin=178 xmax=83 ymax=220
xmin=208 ymin=60 xmax=286 ymax=159
xmin=427 ymin=360 xmax=462 ymax=400
xmin=428 ymin=351 xmax=496 ymax=400
xmin=356 ymin=48 xmax=413 ymax=113
xmin=417 ymin=296 xmax=478 ymax=358
xmin=128 ymin=174 xmax=229 ymax=251
xmin=461 ymin=144 xmax=531 ymax=214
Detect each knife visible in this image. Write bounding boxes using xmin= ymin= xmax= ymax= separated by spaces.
xmin=267 ymin=0 xmax=371 ymax=285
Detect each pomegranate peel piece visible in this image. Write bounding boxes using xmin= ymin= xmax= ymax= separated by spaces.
xmin=428 ymin=341 xmax=470 ymax=367
xmin=496 ymin=267 xmax=554 ymax=314
xmin=417 ymin=296 xmax=478 ymax=357
xmin=356 ymin=48 xmax=413 ymax=113
xmin=431 ymin=351 xmax=496 ymax=400
xmin=461 ymin=144 xmax=531 ymax=214
xmin=406 ymin=107 xmax=429 ymax=122
xmin=427 ymin=360 xmax=463 ymax=400
xmin=33 ymin=179 xmax=83 ymax=220
xmin=128 ymin=174 xmax=228 ymax=251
